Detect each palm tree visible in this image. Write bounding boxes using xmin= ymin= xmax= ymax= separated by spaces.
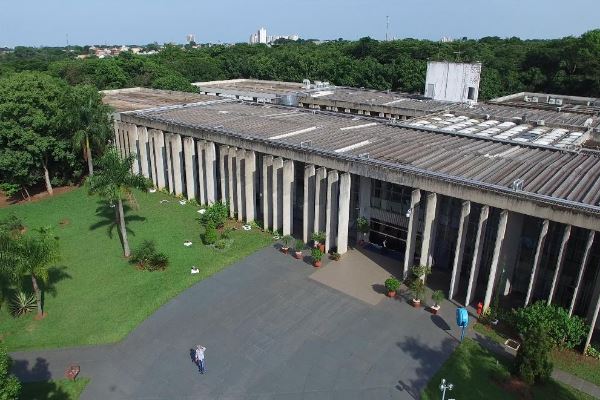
xmin=0 ymin=229 xmax=60 ymax=317
xmin=87 ymin=148 xmax=150 ymax=257
xmin=66 ymin=85 xmax=113 ymax=176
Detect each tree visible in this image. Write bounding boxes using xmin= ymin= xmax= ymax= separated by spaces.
xmin=0 ymin=344 xmax=20 ymax=400
xmin=64 ymin=85 xmax=113 ymax=176
xmin=0 ymin=71 xmax=75 ymax=196
xmin=514 ymin=324 xmax=553 ymax=384
xmin=0 ymin=228 xmax=60 ymax=316
xmin=86 ymin=148 xmax=150 ymax=257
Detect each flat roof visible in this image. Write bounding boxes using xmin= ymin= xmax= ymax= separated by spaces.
xmin=101 ymin=87 xmax=220 ymax=112
xmin=193 ymin=79 xmax=307 ymax=96
xmin=130 ymin=101 xmax=600 ymax=212
xmin=491 ymin=92 xmax=600 ymax=116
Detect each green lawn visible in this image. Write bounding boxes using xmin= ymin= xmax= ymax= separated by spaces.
xmin=474 ymin=322 xmax=600 ymax=387
xmin=19 ymin=378 xmax=89 ymax=400
xmin=0 ymin=188 xmax=272 ymax=351
xmin=421 ymin=339 xmax=595 ymax=400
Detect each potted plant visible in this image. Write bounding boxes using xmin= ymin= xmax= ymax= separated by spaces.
xmin=356 ymin=216 xmax=370 ymax=246
xmin=311 ymin=231 xmax=326 ymax=253
xmin=330 ymin=252 xmax=341 ymax=261
xmin=281 ymin=235 xmax=293 ymax=254
xmin=311 ymin=248 xmax=323 ymax=267
xmin=430 ymin=290 xmax=444 ymax=314
xmin=384 ymin=277 xmax=400 ymax=298
xmin=410 ymin=278 xmax=426 ymax=307
xmin=294 ymin=239 xmax=304 ymax=259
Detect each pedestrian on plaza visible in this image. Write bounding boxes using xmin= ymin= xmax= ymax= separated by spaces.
xmin=195 ymin=345 xmax=206 ymax=374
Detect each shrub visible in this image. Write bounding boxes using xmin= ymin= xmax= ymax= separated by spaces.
xmin=199 ymin=202 xmax=229 ymax=228
xmin=411 ymin=265 xmax=431 ymax=281
xmin=586 ymin=343 xmax=600 ymax=359
xmin=214 ymin=239 xmax=228 ymax=250
xmin=0 ymin=214 xmax=25 ymax=237
xmin=514 ymin=324 xmax=553 ymax=384
xmin=281 ymin=235 xmax=293 ymax=247
xmin=512 ymin=301 xmax=588 ymax=350
xmin=432 ymin=290 xmax=445 ymax=307
xmin=311 ymin=248 xmax=323 ymax=262
xmin=129 ymin=240 xmax=169 ymax=271
xmin=311 ymin=231 xmax=325 ymax=244
xmin=295 ymin=239 xmax=304 ymax=251
xmin=356 ymin=217 xmax=370 ymax=234
xmin=0 ymin=345 xmax=21 ymax=400
xmin=220 ymin=227 xmax=234 ymax=240
xmin=410 ymin=278 xmax=426 ymax=301
xmin=10 ymin=292 xmax=37 ymax=317
xmin=202 ymin=221 xmax=218 ymax=245
xmin=330 ymin=252 xmax=341 ymax=261
xmin=384 ymin=277 xmax=400 ymax=292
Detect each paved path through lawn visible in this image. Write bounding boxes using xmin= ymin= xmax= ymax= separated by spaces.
xmin=12 ymin=246 xmax=466 ymax=399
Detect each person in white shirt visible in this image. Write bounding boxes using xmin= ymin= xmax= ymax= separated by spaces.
xmin=195 ymin=345 xmax=206 ymax=374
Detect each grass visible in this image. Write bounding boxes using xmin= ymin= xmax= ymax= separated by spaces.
xmin=0 ymin=188 xmax=272 ymax=351
xmin=19 ymin=378 xmax=89 ymax=400
xmin=475 ymin=322 xmax=600 ymax=387
xmin=421 ymin=339 xmax=595 ymax=400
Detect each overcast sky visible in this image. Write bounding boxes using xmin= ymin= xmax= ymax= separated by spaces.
xmin=2 ymin=0 xmax=599 ymax=47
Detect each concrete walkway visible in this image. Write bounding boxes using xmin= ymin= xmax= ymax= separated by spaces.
xmin=12 ymin=246 xmax=467 ymax=400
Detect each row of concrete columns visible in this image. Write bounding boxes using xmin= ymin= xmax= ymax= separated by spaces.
xmin=217 ymin=145 xmax=257 ymax=223
xmin=301 ymin=165 xmax=351 ymax=254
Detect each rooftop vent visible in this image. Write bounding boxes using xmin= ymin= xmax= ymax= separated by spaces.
xmin=302 ymin=79 xmax=310 ymax=89
xmin=536 ymin=120 xmax=545 ymax=126
xmin=511 ymin=179 xmax=524 ymax=191
xmin=555 ymin=99 xmax=563 ymax=106
xmin=358 ymin=152 xmax=370 ymax=159
xmin=300 ymin=140 xmax=312 ymax=148
xmin=531 ymin=96 xmax=539 ymax=103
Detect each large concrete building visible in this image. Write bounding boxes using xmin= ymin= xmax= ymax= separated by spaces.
xmin=103 ymin=83 xmax=600 ymax=350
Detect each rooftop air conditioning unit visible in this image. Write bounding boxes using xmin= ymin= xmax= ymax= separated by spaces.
xmin=524 ymin=96 xmax=530 ymax=102
xmin=511 ymin=179 xmax=524 ymax=191
xmin=548 ymin=98 xmax=556 ymax=105
xmin=531 ymin=96 xmax=539 ymax=103
xmin=536 ymin=120 xmax=545 ymax=126
xmin=555 ymin=99 xmax=563 ymax=106
xmin=302 ymin=79 xmax=310 ymax=89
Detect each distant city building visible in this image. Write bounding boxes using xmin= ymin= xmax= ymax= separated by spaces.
xmin=440 ymin=36 xmax=454 ymax=43
xmin=186 ymin=34 xmax=196 ymax=44
xmin=249 ymin=27 xmax=299 ymax=45
xmin=424 ymin=61 xmax=482 ymax=103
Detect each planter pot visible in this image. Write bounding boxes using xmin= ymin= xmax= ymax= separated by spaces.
xmin=313 ymin=260 xmax=322 ymax=268
xmin=430 ymin=305 xmax=440 ymax=315
xmin=295 ymin=251 xmax=302 ymax=259
xmin=387 ymin=290 xmax=396 ymax=298
xmin=412 ymin=299 xmax=421 ymax=308
xmin=281 ymin=247 xmax=289 ymax=254
xmin=318 ymin=243 xmax=325 ymax=253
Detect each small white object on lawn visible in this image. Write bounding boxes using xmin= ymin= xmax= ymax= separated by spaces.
xmin=148 ymin=188 xmax=157 ymax=193
xmin=191 ymin=266 xmax=199 ymax=274
xmin=179 ymin=199 xmax=187 ymax=205
xmin=184 ymin=241 xmax=192 ymax=247
xmin=242 ymin=225 xmax=251 ymax=231
xmin=198 ymin=209 xmax=206 ymax=214
xmin=160 ymin=200 xmax=169 ymax=204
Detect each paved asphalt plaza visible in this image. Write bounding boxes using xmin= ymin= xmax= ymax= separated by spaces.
xmin=12 ymin=246 xmax=465 ymax=399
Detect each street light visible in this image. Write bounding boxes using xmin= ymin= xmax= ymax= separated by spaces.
xmin=439 ymin=378 xmax=453 ymax=400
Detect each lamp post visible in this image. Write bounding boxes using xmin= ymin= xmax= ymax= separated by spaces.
xmin=439 ymin=378 xmax=453 ymax=400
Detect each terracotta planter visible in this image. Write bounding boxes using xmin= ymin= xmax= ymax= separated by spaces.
xmin=318 ymin=243 xmax=325 ymax=253
xmin=281 ymin=247 xmax=289 ymax=254
xmin=313 ymin=260 xmax=322 ymax=268
xmin=412 ymin=299 xmax=421 ymax=308
xmin=430 ymin=305 xmax=440 ymax=315
xmin=387 ymin=290 xmax=396 ymax=298
xmin=295 ymin=251 xmax=302 ymax=259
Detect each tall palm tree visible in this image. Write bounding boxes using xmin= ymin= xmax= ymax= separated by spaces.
xmin=0 ymin=229 xmax=60 ymax=317
xmin=87 ymin=148 xmax=150 ymax=257
xmin=66 ymin=85 xmax=113 ymax=176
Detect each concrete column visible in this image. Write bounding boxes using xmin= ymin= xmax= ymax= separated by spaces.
xmin=585 ymin=287 xmax=600 ymax=352
xmin=569 ymin=230 xmax=595 ymax=316
xmin=325 ymin=170 xmax=339 ymax=253
xmin=404 ymin=189 xmax=421 ymax=278
xmin=548 ymin=225 xmax=571 ymax=304
xmin=244 ymin=150 xmax=256 ymax=223
xmin=205 ymin=141 xmax=217 ymax=204
xmin=449 ymin=200 xmax=471 ymax=299
xmin=183 ymin=137 xmax=196 ymax=201
xmin=196 ymin=141 xmax=206 ymax=204
xmin=128 ymin=125 xmax=140 ymax=175
xmin=499 ymin=212 xmax=524 ymax=296
xmin=227 ymin=147 xmax=237 ymax=218
xmin=137 ymin=126 xmax=150 ymax=178
xmin=282 ymin=160 xmax=294 ymax=236
xmin=171 ymin=134 xmax=183 ymax=196
xmin=272 ymin=157 xmax=284 ymax=233
xmin=465 ymin=205 xmax=489 ymax=306
xmin=262 ymin=155 xmax=273 ymax=230
xmin=114 ymin=121 xmax=123 ymax=156
xmin=219 ymin=146 xmax=228 ymax=203
xmin=358 ymin=176 xmax=371 ymax=219
xmin=303 ymin=165 xmax=316 ymax=243
xmin=153 ymin=130 xmax=166 ymax=190
xmin=235 ymin=148 xmax=245 ymax=222
xmin=164 ymin=133 xmax=174 ymax=193
xmin=419 ymin=192 xmax=438 ymax=267
xmin=314 ymin=167 xmax=327 ymax=235
xmin=121 ymin=124 xmax=129 ymax=157
xmin=337 ymin=172 xmax=351 ymax=254
xmin=483 ymin=210 xmax=509 ymax=310
xmin=148 ymin=130 xmax=158 ymax=187
xmin=524 ymin=219 xmax=549 ymax=306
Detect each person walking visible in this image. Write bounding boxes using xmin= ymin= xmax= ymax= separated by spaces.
xmin=195 ymin=345 xmax=206 ymax=374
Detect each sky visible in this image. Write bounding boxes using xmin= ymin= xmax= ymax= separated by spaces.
xmin=1 ymin=0 xmax=599 ymax=47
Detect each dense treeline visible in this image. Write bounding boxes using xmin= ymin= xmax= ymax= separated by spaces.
xmin=1 ymin=31 xmax=600 ymax=99
xmin=0 ymin=32 xmax=599 ymax=197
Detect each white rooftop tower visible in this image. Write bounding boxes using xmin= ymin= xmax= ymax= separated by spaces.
xmin=424 ymin=61 xmax=482 ymax=103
